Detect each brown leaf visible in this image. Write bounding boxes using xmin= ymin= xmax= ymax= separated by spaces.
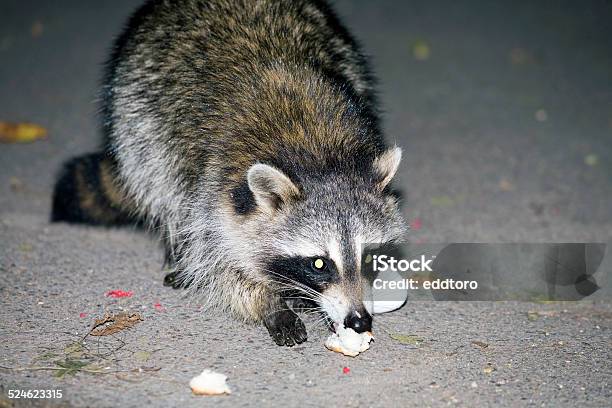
xmin=390 ymin=333 xmax=424 ymax=346
xmin=9 ymin=177 xmax=24 ymax=192
xmin=31 ymin=22 xmax=44 ymax=38
xmin=527 ymin=311 xmax=540 ymax=321
xmin=0 ymin=121 xmax=47 ymax=143
xmin=498 ymin=178 xmax=515 ymax=191
xmin=527 ymin=310 xmax=559 ymax=321
xmin=509 ymin=48 xmax=536 ymax=65
xmin=471 ymin=340 xmax=489 ymax=349
xmin=134 ymin=350 xmax=151 ymax=362
xmin=89 ymin=312 xmax=143 ymax=336
xmin=131 ymin=366 xmax=161 ymax=373
xmin=412 ymin=40 xmax=431 ymax=61
xmin=483 ymin=363 xmax=496 ymax=374
xmin=584 ymin=154 xmax=598 ymax=166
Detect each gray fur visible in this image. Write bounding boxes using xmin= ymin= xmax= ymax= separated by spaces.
xmin=99 ymin=0 xmax=406 ymax=338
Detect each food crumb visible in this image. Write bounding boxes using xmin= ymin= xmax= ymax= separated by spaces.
xmin=325 ymin=325 xmax=373 ymax=357
xmin=190 ymin=369 xmax=231 ymax=395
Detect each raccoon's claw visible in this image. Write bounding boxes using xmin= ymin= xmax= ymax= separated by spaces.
xmin=163 ymin=271 xmax=180 ymax=288
xmin=264 ymin=310 xmax=307 ymax=347
xmin=163 ymin=271 xmax=191 ymax=289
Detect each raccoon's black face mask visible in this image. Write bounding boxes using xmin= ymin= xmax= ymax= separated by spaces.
xmin=247 ymin=148 xmax=406 ymax=332
xmin=266 ymin=255 xmax=339 ymax=294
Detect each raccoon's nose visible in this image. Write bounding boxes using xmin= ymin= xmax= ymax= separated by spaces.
xmin=344 ymin=309 xmax=372 ymax=333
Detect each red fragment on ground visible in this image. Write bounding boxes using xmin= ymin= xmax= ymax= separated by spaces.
xmin=154 ymin=302 xmax=163 ymax=311
xmin=79 ymin=312 xmax=87 ymax=318
xmin=105 ymin=290 xmax=134 ymax=298
xmin=343 ymin=367 xmax=350 ymax=374
xmin=410 ymin=218 xmax=422 ymax=231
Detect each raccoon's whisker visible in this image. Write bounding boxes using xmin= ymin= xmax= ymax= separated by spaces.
xmin=276 ymin=285 xmax=324 ymax=306
xmin=261 ymin=306 xmax=305 ymax=320
xmin=265 ymin=280 xmax=316 ymax=299
xmin=267 ymin=281 xmax=319 ymax=302
xmin=251 ymin=268 xmax=318 ymax=304
xmin=287 ymin=303 xmax=324 ymax=314
xmin=264 ymin=270 xmax=326 ymax=301
xmin=303 ymin=308 xmax=326 ymax=319
xmin=283 ymin=296 xmax=320 ymax=304
xmin=302 ymin=309 xmax=324 ymax=317
xmin=267 ymin=275 xmax=321 ymax=299
xmin=305 ymin=314 xmax=332 ymax=332
xmin=298 ymin=312 xmax=325 ymax=324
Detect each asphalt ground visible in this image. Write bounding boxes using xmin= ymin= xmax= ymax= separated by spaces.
xmin=1 ymin=1 xmax=611 ymax=407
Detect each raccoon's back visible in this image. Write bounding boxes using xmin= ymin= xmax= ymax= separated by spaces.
xmin=104 ymin=0 xmax=384 ymax=216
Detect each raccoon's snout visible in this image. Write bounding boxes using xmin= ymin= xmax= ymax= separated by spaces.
xmin=344 ymin=308 xmax=372 ymax=333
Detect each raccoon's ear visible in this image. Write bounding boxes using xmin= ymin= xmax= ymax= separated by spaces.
xmin=372 ymin=146 xmax=402 ymax=191
xmin=247 ymin=163 xmax=300 ymax=212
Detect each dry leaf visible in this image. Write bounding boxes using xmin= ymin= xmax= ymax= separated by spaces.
xmin=18 ymin=243 xmax=33 ymax=252
xmin=33 ymin=351 xmax=59 ymax=362
xmin=483 ymin=363 xmax=495 ymax=374
xmin=535 ymin=310 xmax=559 ymax=317
xmin=471 ymin=340 xmax=489 ymax=349
xmin=9 ymin=177 xmax=24 ymax=192
xmin=412 ymin=40 xmax=430 ymax=61
xmin=390 ymin=333 xmax=424 ymax=346
xmin=64 ymin=341 xmax=85 ymax=358
xmin=584 ymin=154 xmax=598 ymax=166
xmin=134 ymin=350 xmax=151 ymax=362
xmin=527 ymin=310 xmax=558 ymax=321
xmin=430 ymin=195 xmax=455 ymax=207
xmin=509 ymin=48 xmax=535 ymax=65
xmin=527 ymin=311 xmax=540 ymax=321
xmin=31 ymin=22 xmax=44 ymax=38
xmin=54 ymin=359 xmax=89 ymax=378
xmin=131 ymin=366 xmax=161 ymax=373
xmin=0 ymin=121 xmax=47 ymax=143
xmin=89 ymin=312 xmax=143 ymax=336
xmin=498 ymin=178 xmax=515 ymax=191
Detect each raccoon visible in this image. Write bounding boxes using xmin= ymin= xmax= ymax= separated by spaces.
xmin=51 ymin=0 xmax=406 ymax=346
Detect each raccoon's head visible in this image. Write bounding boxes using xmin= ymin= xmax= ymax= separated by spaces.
xmin=247 ymin=147 xmax=406 ymax=333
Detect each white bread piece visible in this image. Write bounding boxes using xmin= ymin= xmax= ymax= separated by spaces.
xmin=325 ymin=325 xmax=373 ymax=357
xmin=189 ymin=369 xmax=231 ymax=395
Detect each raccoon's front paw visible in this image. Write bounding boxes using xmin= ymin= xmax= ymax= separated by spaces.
xmin=264 ymin=310 xmax=307 ymax=347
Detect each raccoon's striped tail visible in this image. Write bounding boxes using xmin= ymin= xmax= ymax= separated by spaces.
xmin=51 ymin=152 xmax=136 ymax=226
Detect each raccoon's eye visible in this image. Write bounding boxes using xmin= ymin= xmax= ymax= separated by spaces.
xmin=311 ymin=257 xmax=328 ymax=271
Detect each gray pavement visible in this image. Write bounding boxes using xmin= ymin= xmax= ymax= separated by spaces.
xmin=1 ymin=1 xmax=611 ymax=407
